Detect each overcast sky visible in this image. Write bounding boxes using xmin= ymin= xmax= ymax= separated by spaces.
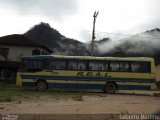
xmin=0 ymin=0 xmax=160 ymax=42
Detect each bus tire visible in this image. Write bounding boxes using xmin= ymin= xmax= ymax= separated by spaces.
xmin=36 ymin=80 xmax=48 ymax=91
xmin=103 ymin=82 xmax=117 ymax=94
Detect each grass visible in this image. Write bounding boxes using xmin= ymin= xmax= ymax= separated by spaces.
xmin=0 ymin=95 xmax=13 ymax=102
xmin=0 ymin=82 xmax=159 ymax=102
xmin=0 ymin=82 xmax=98 ymax=102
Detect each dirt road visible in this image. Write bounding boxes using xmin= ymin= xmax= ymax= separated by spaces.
xmin=0 ymin=93 xmax=160 ymax=114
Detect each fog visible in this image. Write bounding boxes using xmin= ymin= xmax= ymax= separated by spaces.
xmin=96 ymin=28 xmax=160 ymax=56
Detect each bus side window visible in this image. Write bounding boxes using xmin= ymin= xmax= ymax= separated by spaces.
xmin=110 ymin=67 xmax=112 ymax=71
xmin=98 ymin=62 xmax=104 ymax=70
xmin=69 ymin=65 xmax=73 ymax=70
xmin=47 ymin=59 xmax=66 ymax=70
xmin=60 ymin=65 xmax=65 ymax=69
xmin=131 ymin=62 xmax=141 ymax=72
xmin=141 ymin=62 xmax=151 ymax=73
xmin=110 ymin=62 xmax=119 ymax=71
xmin=77 ymin=60 xmax=87 ymax=71
xmin=68 ymin=60 xmax=77 ymax=70
xmin=89 ymin=66 xmax=92 ymax=70
xmin=24 ymin=59 xmax=43 ymax=71
xmin=89 ymin=61 xmax=99 ymax=71
xmin=51 ymin=65 xmax=55 ymax=69
xmin=56 ymin=60 xmax=66 ymax=70
xmin=88 ymin=60 xmax=108 ymax=71
xmin=104 ymin=62 xmax=109 ymax=71
xmin=48 ymin=61 xmax=56 ymax=69
xmin=119 ymin=62 xmax=130 ymax=72
xmin=79 ymin=66 xmax=82 ymax=70
xmin=99 ymin=66 xmax=102 ymax=70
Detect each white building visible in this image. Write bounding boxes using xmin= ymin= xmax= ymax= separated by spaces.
xmin=0 ymin=34 xmax=52 ymax=82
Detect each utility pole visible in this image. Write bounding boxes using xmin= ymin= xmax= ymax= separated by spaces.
xmin=91 ymin=11 xmax=99 ymax=56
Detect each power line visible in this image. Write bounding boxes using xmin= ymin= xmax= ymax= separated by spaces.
xmin=79 ymin=30 xmax=160 ymax=40
xmin=96 ymin=31 xmax=160 ymax=40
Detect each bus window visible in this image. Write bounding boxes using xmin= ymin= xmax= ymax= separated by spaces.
xmin=68 ymin=60 xmax=77 ymax=70
xmin=131 ymin=62 xmax=141 ymax=72
xmin=104 ymin=62 xmax=109 ymax=71
xmin=98 ymin=62 xmax=104 ymax=70
xmin=119 ymin=62 xmax=130 ymax=72
xmin=89 ymin=61 xmax=98 ymax=70
xmin=24 ymin=59 xmax=43 ymax=71
xmin=47 ymin=60 xmax=66 ymax=70
xmin=77 ymin=60 xmax=87 ymax=70
xmin=98 ymin=61 xmax=109 ymax=71
xmin=110 ymin=61 xmax=129 ymax=72
xmin=131 ymin=62 xmax=151 ymax=73
xmin=110 ymin=62 xmax=119 ymax=71
xmin=141 ymin=62 xmax=151 ymax=73
xmin=89 ymin=61 xmax=108 ymax=71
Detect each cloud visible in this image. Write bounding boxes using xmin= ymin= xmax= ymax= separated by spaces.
xmin=0 ymin=0 xmax=79 ymax=20
xmin=79 ymin=30 xmax=91 ymax=42
xmin=146 ymin=0 xmax=160 ymax=20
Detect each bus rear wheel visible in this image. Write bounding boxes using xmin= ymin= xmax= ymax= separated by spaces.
xmin=104 ymin=82 xmax=117 ymax=94
xmin=36 ymin=80 xmax=48 ymax=91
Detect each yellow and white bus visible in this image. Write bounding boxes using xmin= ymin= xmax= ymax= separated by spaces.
xmin=16 ymin=55 xmax=157 ymax=93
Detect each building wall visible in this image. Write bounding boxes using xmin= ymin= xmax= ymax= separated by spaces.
xmin=0 ymin=45 xmax=51 ymax=82
xmin=0 ymin=45 xmax=50 ymax=62
xmin=0 ymin=55 xmax=5 ymax=61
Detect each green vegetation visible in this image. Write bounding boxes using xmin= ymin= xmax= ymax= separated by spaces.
xmin=0 ymin=95 xmax=12 ymax=102
xmin=0 ymin=83 xmax=99 ymax=102
xmin=0 ymin=82 xmax=159 ymax=102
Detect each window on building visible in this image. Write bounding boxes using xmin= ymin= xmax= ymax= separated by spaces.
xmin=41 ymin=51 xmax=48 ymax=55
xmin=32 ymin=49 xmax=41 ymax=55
xmin=0 ymin=47 xmax=9 ymax=56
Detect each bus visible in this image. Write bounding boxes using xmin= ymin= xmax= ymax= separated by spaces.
xmin=16 ymin=55 xmax=157 ymax=93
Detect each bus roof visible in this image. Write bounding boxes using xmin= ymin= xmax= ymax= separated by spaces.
xmin=21 ymin=55 xmax=154 ymax=62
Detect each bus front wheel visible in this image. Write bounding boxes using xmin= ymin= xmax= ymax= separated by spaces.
xmin=104 ymin=82 xmax=117 ymax=94
xmin=36 ymin=80 xmax=48 ymax=91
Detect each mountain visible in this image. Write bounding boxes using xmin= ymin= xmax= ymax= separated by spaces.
xmin=95 ymin=38 xmax=111 ymax=44
xmin=24 ymin=22 xmax=160 ymax=64
xmin=24 ymin=22 xmax=90 ymax=55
